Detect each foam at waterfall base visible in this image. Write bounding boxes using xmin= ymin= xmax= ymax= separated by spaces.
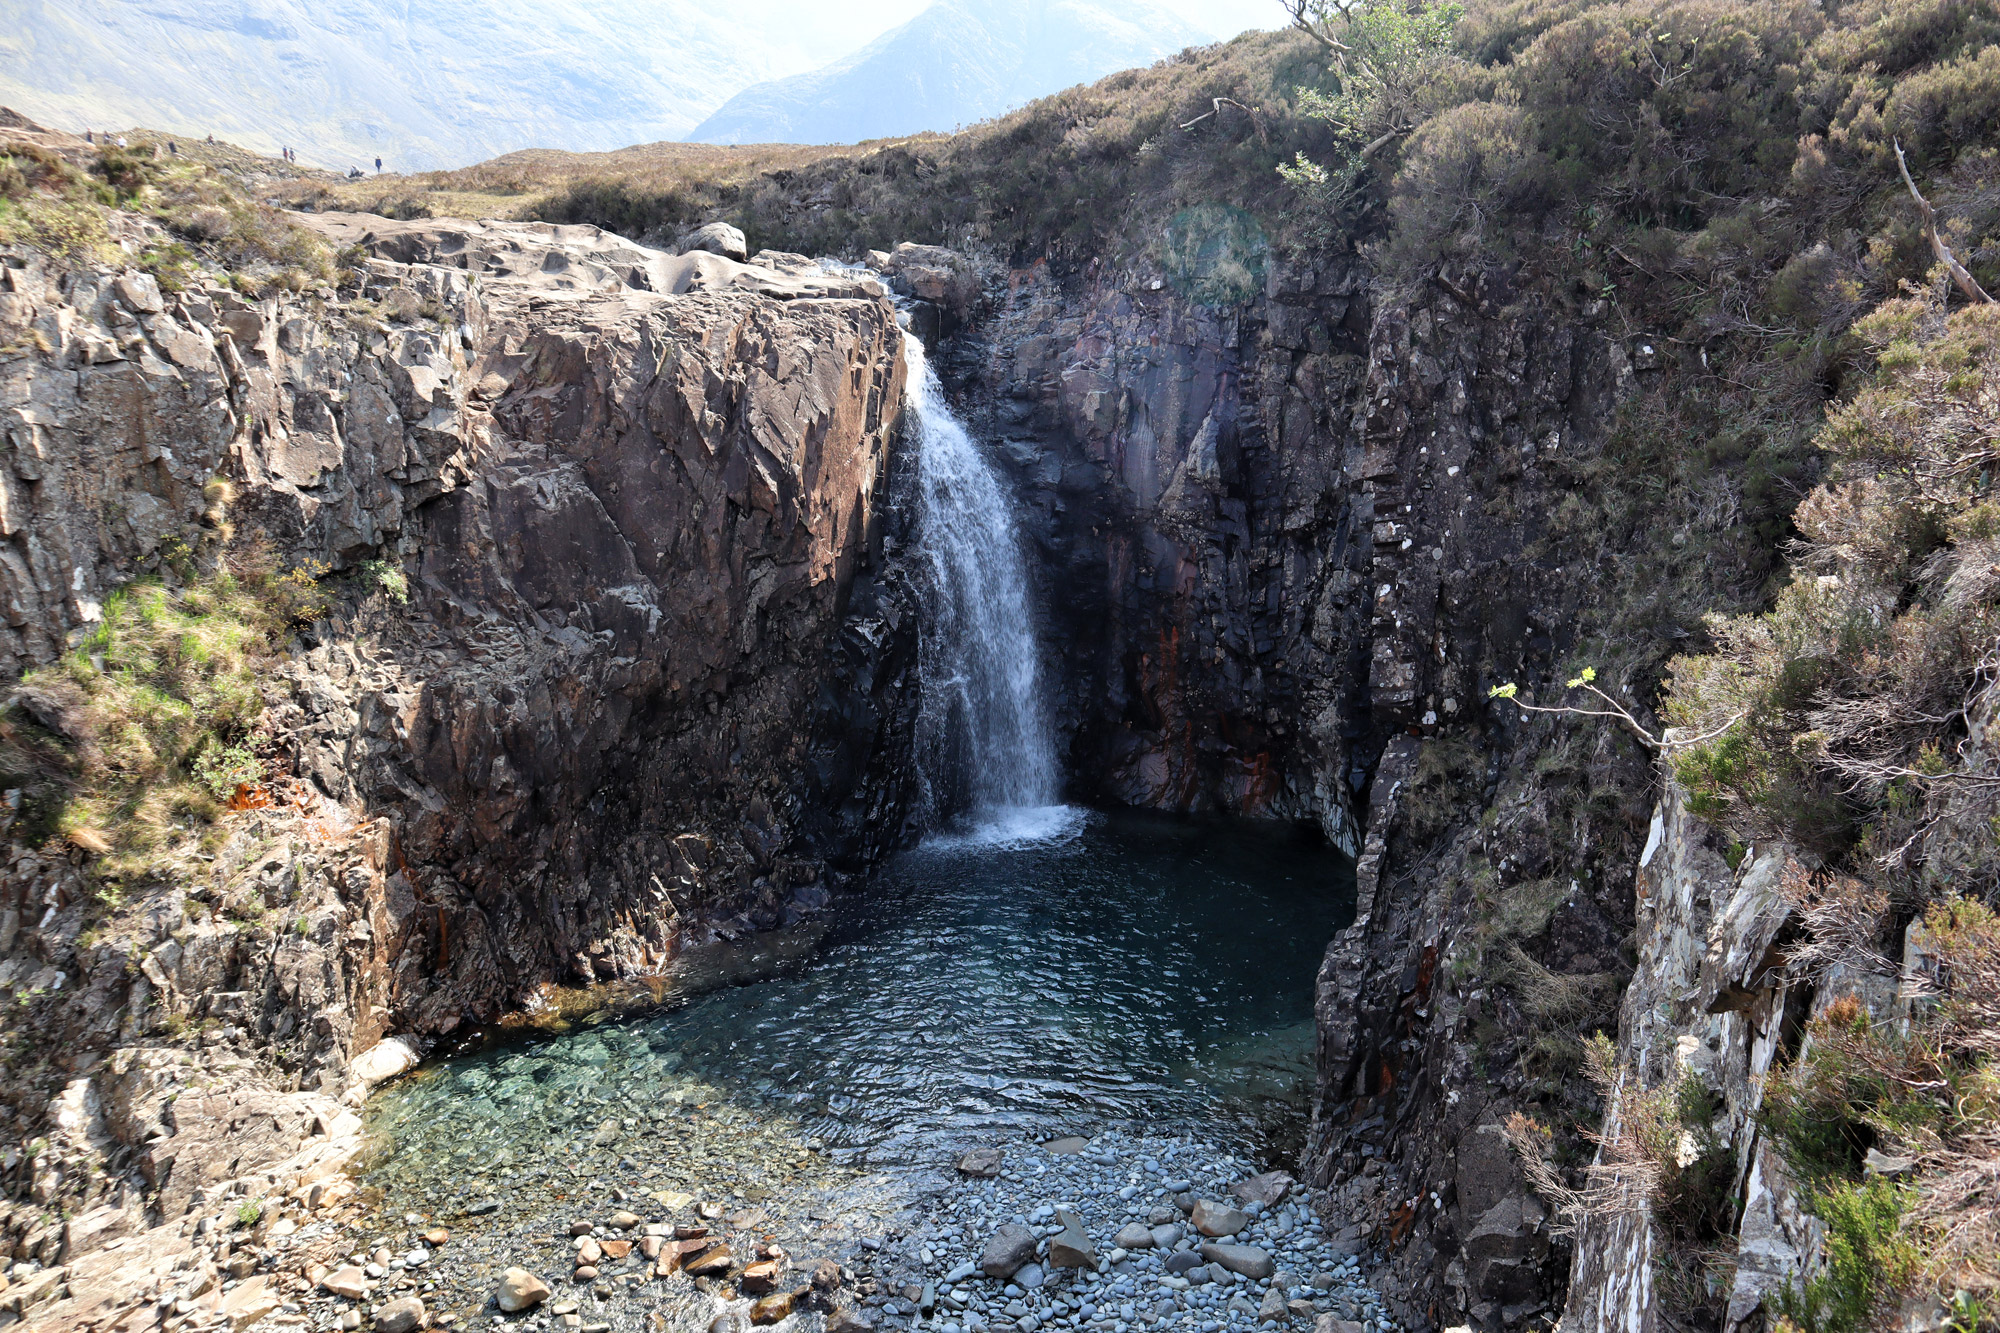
xmin=922 ymin=803 xmax=1091 ymax=850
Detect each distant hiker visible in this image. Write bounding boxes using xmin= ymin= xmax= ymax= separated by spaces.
xmin=167 ymin=141 xmax=176 ymax=155
xmin=374 ymin=156 xmax=382 ymax=171
xmin=206 ymin=133 xmax=214 ymax=144
xmin=84 ymin=130 xmax=93 ymax=144
xmin=117 ymin=135 xmax=127 ymax=147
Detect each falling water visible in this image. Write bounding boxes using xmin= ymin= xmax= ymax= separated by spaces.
xmin=906 ymin=335 xmax=1067 ymax=840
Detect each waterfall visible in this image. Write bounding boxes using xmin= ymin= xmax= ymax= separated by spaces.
xmin=905 ymin=335 xmax=1067 ymax=839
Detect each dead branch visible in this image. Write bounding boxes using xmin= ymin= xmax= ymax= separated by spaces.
xmin=1896 ymin=139 xmax=1997 ymax=306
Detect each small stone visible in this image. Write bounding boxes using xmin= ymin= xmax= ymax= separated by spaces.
xmin=751 ymin=1294 xmax=794 ymax=1325
xmin=1257 ymin=1289 xmax=1288 ymax=1323
xmin=1164 ymin=1252 xmax=1202 ymax=1276
xmin=1045 ymin=1137 xmax=1088 ymax=1155
xmin=421 ymin=1228 xmax=449 ymax=1247
xmin=699 ymin=1202 xmax=726 ymax=1220
xmin=710 ymin=1313 xmax=750 ymax=1333
xmin=569 ymin=1221 xmax=595 ymax=1237
xmin=341 ymin=1313 xmax=363 ymax=1331
xmin=1190 ymin=1202 xmax=1248 ymax=1238
xmin=982 ymin=1225 xmax=1040 ymax=1278
xmin=959 ymin=1148 xmax=1005 ymax=1178
xmin=591 ymin=1119 xmax=622 ymax=1147
xmin=1150 ymin=1225 xmax=1182 ymax=1249
xmin=609 ymin=1210 xmax=643 ymax=1229
xmin=374 ymin=1296 xmax=425 ymax=1333
xmin=601 ymin=1240 xmax=632 ymax=1260
xmin=741 ymin=1260 xmax=783 ymax=1294
xmin=495 ymin=1268 xmax=551 ymax=1313
xmin=640 ymin=1236 xmax=663 ymax=1259
xmin=1313 ymin=1319 xmax=1363 ymax=1333
xmin=1013 ymin=1263 xmax=1047 ymax=1290
xmin=1114 ymin=1225 xmax=1155 ymax=1250
xmin=320 ymin=1266 xmax=370 ymax=1300
xmin=1287 ymin=1300 xmax=1318 ymax=1321
xmin=811 ymin=1259 xmax=842 ymax=1292
xmin=572 ymin=1266 xmax=599 ymax=1281
xmin=576 ymin=1239 xmax=603 ymax=1265
xmin=1200 ymin=1245 xmax=1274 ymax=1281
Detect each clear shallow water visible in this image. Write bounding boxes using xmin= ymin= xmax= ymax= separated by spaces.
xmin=365 ymin=809 xmax=1355 ymax=1201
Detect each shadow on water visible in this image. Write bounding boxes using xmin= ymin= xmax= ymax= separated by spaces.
xmin=364 ymin=808 xmax=1355 ymax=1203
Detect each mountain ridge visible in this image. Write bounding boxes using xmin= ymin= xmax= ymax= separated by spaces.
xmin=687 ymin=0 xmax=1221 ymax=146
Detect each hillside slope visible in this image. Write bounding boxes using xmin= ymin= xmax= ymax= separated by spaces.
xmin=0 ymin=0 xmax=886 ymax=170
xmin=686 ymin=0 xmax=1219 ymax=145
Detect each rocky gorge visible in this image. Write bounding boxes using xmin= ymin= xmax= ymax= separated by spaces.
xmin=4 ymin=10 xmax=1999 ymax=1322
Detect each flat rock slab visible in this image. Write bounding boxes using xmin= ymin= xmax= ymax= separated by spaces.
xmin=1044 ymin=1136 xmax=1089 ymax=1155
xmin=1231 ymin=1171 xmax=1295 ymax=1207
xmin=1201 ymin=1243 xmax=1275 ymax=1280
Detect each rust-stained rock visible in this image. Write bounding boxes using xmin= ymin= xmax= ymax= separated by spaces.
xmin=750 ymin=1292 xmax=794 ymax=1324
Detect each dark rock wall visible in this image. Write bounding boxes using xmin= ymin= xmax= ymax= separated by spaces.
xmin=922 ymin=254 xmax=1648 ymax=1331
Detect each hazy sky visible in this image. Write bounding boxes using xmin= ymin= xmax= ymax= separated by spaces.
xmin=741 ymin=0 xmax=1274 ymax=73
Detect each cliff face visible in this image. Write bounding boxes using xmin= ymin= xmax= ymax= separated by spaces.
xmin=902 ymin=245 xmax=1656 ymax=1330
xmin=0 ymin=215 xmax=917 ymax=1319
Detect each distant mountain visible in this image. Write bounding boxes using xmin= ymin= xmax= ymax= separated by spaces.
xmin=0 ymin=0 xmax=904 ymax=171
xmin=687 ymin=0 xmax=1221 ymax=146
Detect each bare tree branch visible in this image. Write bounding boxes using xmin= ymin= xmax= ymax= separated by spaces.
xmin=1896 ymin=139 xmax=1997 ymax=306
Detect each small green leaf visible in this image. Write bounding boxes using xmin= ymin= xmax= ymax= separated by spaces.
xmin=1489 ymin=683 xmax=1519 ymax=699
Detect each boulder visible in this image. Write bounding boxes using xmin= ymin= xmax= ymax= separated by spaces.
xmin=1200 ymin=1244 xmax=1275 ymax=1280
xmin=494 ymin=1267 xmax=550 ymax=1312
xmin=678 ymin=222 xmax=748 ymax=262
xmin=374 ymin=1296 xmax=425 ymax=1333
xmin=1230 ymin=1171 xmax=1294 ymax=1207
xmin=958 ymin=1147 xmax=1005 ymax=1177
xmin=1191 ymin=1200 xmax=1249 ymax=1237
xmin=980 ymin=1223 xmax=1039 ymax=1277
xmin=1048 ymin=1210 xmax=1096 ymax=1270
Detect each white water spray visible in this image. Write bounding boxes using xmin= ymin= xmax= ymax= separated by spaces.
xmin=906 ymin=335 xmax=1071 ymax=842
